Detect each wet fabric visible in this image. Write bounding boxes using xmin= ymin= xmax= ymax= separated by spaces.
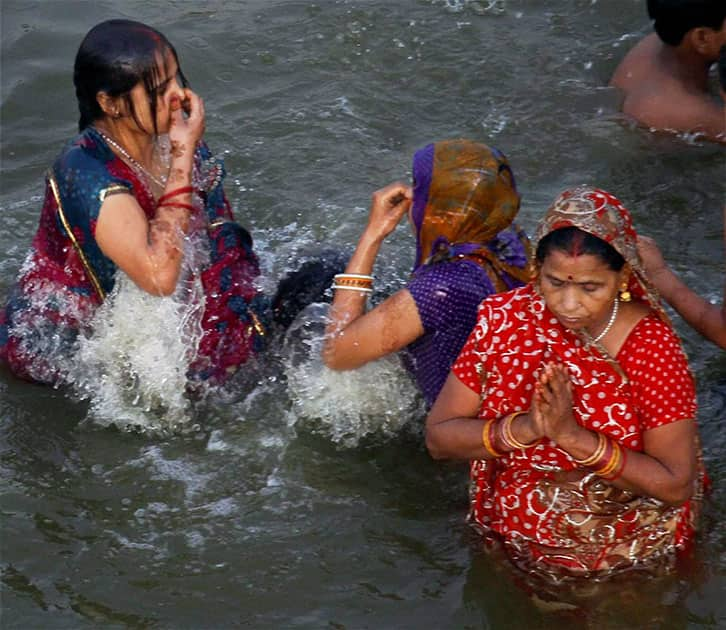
xmin=410 ymin=139 xmax=531 ymax=287
xmin=450 ymin=187 xmax=705 ymax=581
xmin=406 ymin=227 xmax=528 ymax=407
xmin=0 ymin=126 xmax=266 ymax=386
xmin=404 ymin=139 xmax=530 ymax=405
xmin=534 ymin=185 xmax=668 ymax=323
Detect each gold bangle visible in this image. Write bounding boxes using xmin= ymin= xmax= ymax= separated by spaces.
xmin=482 ymin=420 xmax=504 ymax=458
xmin=594 ymin=441 xmax=621 ymax=478
xmin=573 ymin=432 xmax=607 ymax=467
xmin=500 ymin=411 xmax=538 ymax=450
xmin=332 ymin=277 xmax=373 ymax=288
xmin=602 ymin=445 xmax=627 ymax=481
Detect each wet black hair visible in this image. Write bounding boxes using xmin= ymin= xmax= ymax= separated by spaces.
xmin=535 ymin=227 xmax=626 ymax=272
xmin=74 ymin=19 xmax=189 ymax=133
xmin=647 ymin=0 xmax=726 ymax=46
xmin=719 ymin=44 xmax=726 ymax=91
xmin=271 ymin=249 xmax=349 ymax=330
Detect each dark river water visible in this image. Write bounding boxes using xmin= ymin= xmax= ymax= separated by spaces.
xmin=1 ymin=1 xmax=724 ymax=628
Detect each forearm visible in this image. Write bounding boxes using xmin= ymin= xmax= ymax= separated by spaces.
xmin=425 ymin=416 xmax=492 ymax=461
xmin=324 ymin=229 xmax=383 ymax=336
xmin=145 ymin=153 xmax=196 ymax=294
xmin=427 ymin=411 xmax=541 ymax=461
xmin=650 ymin=265 xmax=726 ymax=349
xmin=556 ymin=425 xmax=695 ymax=504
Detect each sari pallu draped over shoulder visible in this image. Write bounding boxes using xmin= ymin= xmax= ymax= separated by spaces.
xmin=452 ymin=186 xmax=706 ymax=582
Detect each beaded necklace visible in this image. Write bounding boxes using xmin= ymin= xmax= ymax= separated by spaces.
xmin=96 ymin=129 xmax=167 ymax=189
xmin=589 ymin=297 xmax=619 ymax=344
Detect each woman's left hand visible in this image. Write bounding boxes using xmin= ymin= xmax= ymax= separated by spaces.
xmin=168 ymin=88 xmax=205 ymax=157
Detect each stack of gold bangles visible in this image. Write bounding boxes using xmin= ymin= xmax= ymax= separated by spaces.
xmin=481 ymin=410 xmax=538 ymax=458
xmin=332 ymin=273 xmax=373 ymax=294
xmin=572 ymin=431 xmax=627 ymax=481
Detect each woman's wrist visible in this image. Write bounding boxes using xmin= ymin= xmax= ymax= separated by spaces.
xmin=482 ymin=412 xmax=541 ymax=458
xmin=557 ymin=425 xmax=599 ymax=460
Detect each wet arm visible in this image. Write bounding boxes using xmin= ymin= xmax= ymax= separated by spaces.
xmin=554 ymin=419 xmax=697 ymax=505
xmin=95 ymin=89 xmax=203 ymax=296
xmin=95 ymin=187 xmax=190 ymax=296
xmin=651 ymin=265 xmax=726 ymax=349
xmin=322 ymin=182 xmax=418 ymax=369
xmin=638 ymin=231 xmax=726 ymax=349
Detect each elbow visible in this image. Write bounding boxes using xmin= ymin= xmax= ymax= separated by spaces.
xmin=424 ymin=425 xmax=448 ymax=461
xmin=321 ymin=348 xmax=343 ymax=371
xmin=321 ymin=338 xmax=366 ymax=371
xmin=152 ymin=281 xmax=177 ymax=297
xmin=662 ymin=478 xmax=695 ymax=506
xmin=134 ymin=269 xmax=179 ymax=297
xmin=655 ymin=471 xmax=696 ymax=506
xmin=321 ymin=344 xmax=345 ymax=371
xmin=147 ymin=276 xmax=178 ymax=297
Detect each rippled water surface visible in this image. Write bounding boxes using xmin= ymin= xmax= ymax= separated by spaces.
xmin=1 ymin=1 xmax=725 ymax=628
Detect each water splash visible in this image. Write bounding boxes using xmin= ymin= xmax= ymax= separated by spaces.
xmin=281 ymin=303 xmax=425 ymax=448
xmin=68 ymin=233 xmax=208 ymax=435
xmin=69 ymin=271 xmax=204 ymax=433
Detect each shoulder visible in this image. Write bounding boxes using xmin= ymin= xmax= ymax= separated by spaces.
xmin=621 ymin=314 xmax=697 ymax=425
xmin=610 ymin=34 xmax=660 ymax=88
xmin=53 ymin=128 xmax=123 ymax=185
xmin=480 ymin=283 xmax=532 ymax=312
xmin=621 ymin=313 xmax=692 ymax=373
xmin=472 ymin=285 xmax=534 ymax=332
xmin=408 ymin=260 xmax=490 ymax=328
xmin=52 ymin=129 xmax=132 ymax=214
xmin=408 ymin=259 xmax=491 ymax=299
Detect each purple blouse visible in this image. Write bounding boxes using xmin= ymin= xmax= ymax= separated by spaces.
xmin=404 ymin=225 xmax=528 ymax=407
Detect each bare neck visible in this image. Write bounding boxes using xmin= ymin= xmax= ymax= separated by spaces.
xmin=654 ymin=40 xmax=713 ymax=92
xmin=94 ymin=118 xmax=156 ymax=167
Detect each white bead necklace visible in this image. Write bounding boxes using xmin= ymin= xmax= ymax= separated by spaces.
xmin=589 ymin=297 xmax=619 ymax=344
xmin=96 ymin=129 xmax=167 ymax=189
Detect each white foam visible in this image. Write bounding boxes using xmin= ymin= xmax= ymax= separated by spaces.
xmin=281 ymin=303 xmax=424 ymax=448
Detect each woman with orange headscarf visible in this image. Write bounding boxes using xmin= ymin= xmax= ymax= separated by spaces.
xmin=322 ymin=139 xmax=531 ymax=406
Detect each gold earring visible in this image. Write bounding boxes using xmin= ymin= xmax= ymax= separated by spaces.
xmin=619 ymin=281 xmax=631 ymax=302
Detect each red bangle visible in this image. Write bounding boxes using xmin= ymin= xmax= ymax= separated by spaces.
xmin=157 ymin=185 xmax=194 ymax=205
xmin=157 ymin=201 xmax=195 ymax=213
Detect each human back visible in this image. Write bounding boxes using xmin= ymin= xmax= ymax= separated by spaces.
xmin=609 ymin=0 xmax=726 ymax=141
xmin=322 ymin=139 xmax=531 ymax=407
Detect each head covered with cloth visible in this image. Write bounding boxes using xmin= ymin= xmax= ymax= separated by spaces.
xmin=426 ymin=183 xmax=706 ymax=594
xmin=322 ymin=137 xmax=531 ymax=407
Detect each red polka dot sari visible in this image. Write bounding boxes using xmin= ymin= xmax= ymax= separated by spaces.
xmin=451 ymin=187 xmax=707 ymax=582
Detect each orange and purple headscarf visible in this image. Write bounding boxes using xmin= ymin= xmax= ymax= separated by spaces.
xmin=410 ymin=139 xmax=531 ymax=287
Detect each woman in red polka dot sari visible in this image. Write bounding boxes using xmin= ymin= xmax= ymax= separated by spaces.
xmin=426 ymin=186 xmax=707 ymax=585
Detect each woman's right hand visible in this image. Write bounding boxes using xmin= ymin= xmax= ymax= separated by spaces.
xmin=364 ymin=181 xmax=413 ymax=242
xmin=531 ymin=362 xmax=579 ymax=444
